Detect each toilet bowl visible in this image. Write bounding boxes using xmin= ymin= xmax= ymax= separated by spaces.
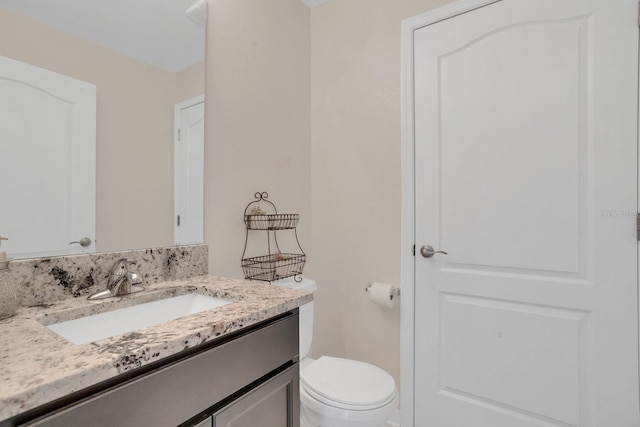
xmin=300 ymin=356 xmax=398 ymax=427
xmin=272 ymin=277 xmax=398 ymax=427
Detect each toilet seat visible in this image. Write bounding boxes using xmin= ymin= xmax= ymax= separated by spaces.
xmin=301 ymin=356 xmax=398 ymax=411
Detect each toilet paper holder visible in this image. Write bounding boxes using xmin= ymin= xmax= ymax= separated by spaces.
xmin=365 ymin=283 xmax=401 ymax=300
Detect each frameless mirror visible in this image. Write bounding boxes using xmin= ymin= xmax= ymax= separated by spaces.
xmin=0 ymin=0 xmax=206 ymax=258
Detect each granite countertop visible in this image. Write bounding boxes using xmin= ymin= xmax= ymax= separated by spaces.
xmin=0 ymin=275 xmax=312 ymax=422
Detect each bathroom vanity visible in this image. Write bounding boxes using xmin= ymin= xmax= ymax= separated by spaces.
xmin=0 ymin=273 xmax=311 ymax=427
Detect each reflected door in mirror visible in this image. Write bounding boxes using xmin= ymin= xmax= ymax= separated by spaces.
xmin=0 ymin=56 xmax=96 ymax=258
xmin=174 ymin=95 xmax=204 ymax=245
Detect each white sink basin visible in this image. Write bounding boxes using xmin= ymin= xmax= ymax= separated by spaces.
xmin=46 ymin=293 xmax=232 ymax=345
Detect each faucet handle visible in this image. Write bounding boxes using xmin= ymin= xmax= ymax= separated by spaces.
xmin=108 ymin=259 xmax=133 ymax=282
xmin=89 ymin=258 xmax=144 ymax=300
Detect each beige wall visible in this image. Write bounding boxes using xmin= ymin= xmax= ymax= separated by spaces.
xmin=309 ymin=0 xmax=452 ymax=387
xmin=176 ymin=61 xmax=206 ymax=104
xmin=0 ymin=7 xmax=204 ymax=253
xmin=204 ymin=0 xmax=460 ymax=391
xmin=204 ymin=0 xmax=311 ymax=278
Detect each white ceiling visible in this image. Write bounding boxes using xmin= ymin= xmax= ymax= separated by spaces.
xmin=0 ymin=0 xmax=328 ymax=72
xmin=0 ymin=0 xmax=206 ymax=72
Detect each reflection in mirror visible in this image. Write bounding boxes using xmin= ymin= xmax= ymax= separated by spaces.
xmin=0 ymin=0 xmax=206 ymax=258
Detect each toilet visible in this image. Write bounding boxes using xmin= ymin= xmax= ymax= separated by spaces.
xmin=273 ymin=277 xmax=398 ymax=427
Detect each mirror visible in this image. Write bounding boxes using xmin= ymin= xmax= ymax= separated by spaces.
xmin=0 ymin=0 xmax=206 ymax=258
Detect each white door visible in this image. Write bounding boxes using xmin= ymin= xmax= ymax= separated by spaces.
xmin=409 ymin=0 xmax=639 ymax=426
xmin=0 ymin=56 xmax=96 ymax=258
xmin=174 ymin=96 xmax=205 ymax=245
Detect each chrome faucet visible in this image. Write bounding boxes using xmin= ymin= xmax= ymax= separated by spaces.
xmin=87 ymin=258 xmax=144 ymax=300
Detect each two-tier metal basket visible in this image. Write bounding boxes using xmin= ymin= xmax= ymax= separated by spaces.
xmin=241 ymin=192 xmax=305 ymax=282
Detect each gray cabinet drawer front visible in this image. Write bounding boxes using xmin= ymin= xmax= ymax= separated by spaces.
xmin=26 ymin=313 xmax=298 ymax=427
xmin=213 ymin=364 xmax=299 ymax=427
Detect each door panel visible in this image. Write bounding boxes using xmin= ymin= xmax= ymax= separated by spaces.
xmin=413 ymin=0 xmax=638 ymax=425
xmin=440 ymin=18 xmax=587 ymax=276
xmin=440 ymin=293 xmax=586 ymax=425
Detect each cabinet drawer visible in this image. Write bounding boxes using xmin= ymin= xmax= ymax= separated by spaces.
xmin=212 ymin=364 xmax=299 ymax=427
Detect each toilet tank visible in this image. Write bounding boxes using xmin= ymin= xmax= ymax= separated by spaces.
xmin=272 ymin=277 xmax=317 ymax=359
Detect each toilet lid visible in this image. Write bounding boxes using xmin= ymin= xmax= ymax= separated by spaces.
xmin=301 ymin=356 xmax=397 ymax=410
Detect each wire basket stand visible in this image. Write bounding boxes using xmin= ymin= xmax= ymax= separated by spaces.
xmin=241 ymin=192 xmax=305 ymax=283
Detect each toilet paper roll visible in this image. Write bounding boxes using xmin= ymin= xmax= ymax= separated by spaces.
xmin=368 ymin=282 xmax=396 ymax=308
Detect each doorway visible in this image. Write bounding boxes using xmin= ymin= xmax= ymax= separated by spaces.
xmin=401 ymin=0 xmax=639 ymax=425
xmin=174 ymin=95 xmax=205 ymax=245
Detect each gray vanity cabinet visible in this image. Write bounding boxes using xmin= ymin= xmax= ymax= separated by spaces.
xmin=16 ymin=312 xmax=299 ymax=427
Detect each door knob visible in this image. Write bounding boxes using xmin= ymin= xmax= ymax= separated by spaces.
xmin=69 ymin=237 xmax=92 ymax=247
xmin=420 ymin=245 xmax=447 ymax=258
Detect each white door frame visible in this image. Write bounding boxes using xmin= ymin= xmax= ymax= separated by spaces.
xmin=399 ymin=0 xmax=640 ymax=426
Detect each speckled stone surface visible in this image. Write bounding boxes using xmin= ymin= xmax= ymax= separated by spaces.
xmin=6 ymin=245 xmax=208 ymax=307
xmin=0 ymin=275 xmax=312 ymax=422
